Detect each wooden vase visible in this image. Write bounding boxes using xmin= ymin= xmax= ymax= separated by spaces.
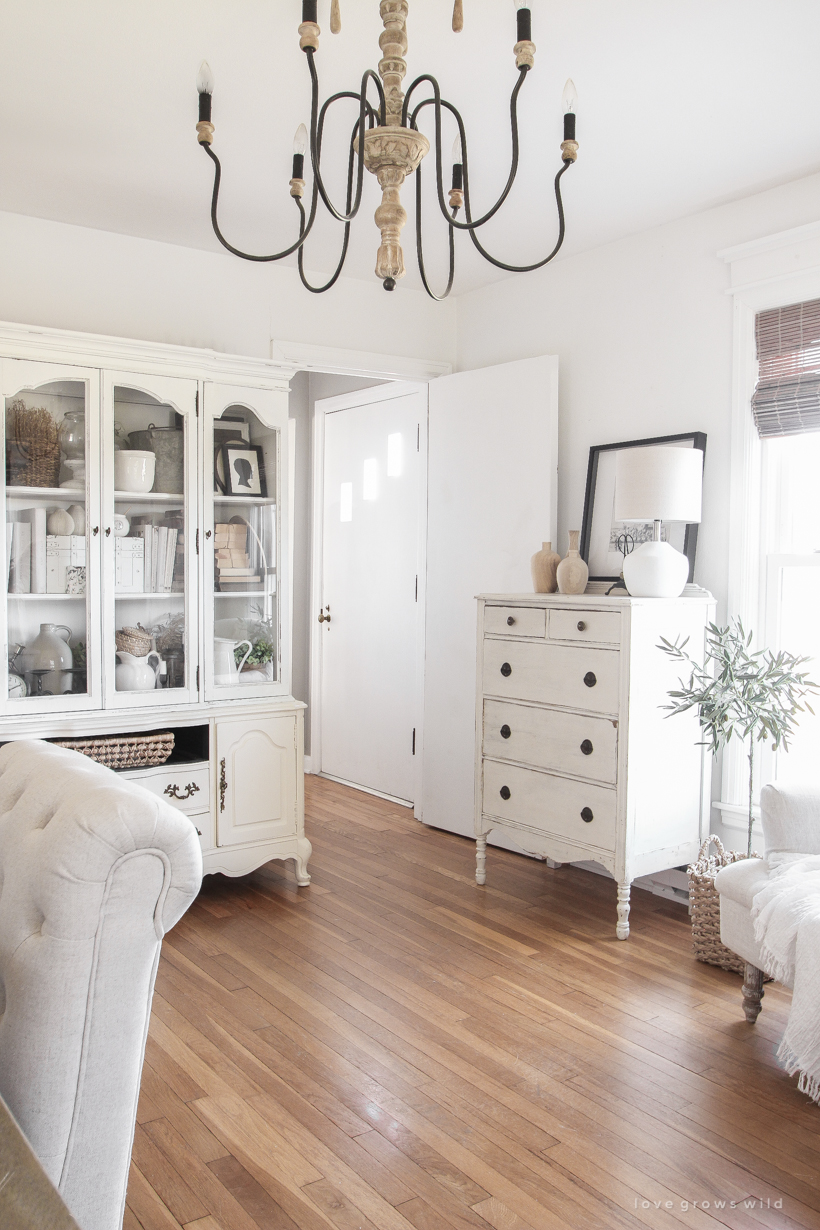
xmin=556 ymin=530 xmax=589 ymax=595
xmin=530 ymin=541 xmax=561 ymax=593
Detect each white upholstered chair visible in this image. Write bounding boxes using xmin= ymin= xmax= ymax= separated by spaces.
xmin=715 ymin=780 xmax=820 ymax=1022
xmin=0 ymin=739 xmax=202 ymax=1230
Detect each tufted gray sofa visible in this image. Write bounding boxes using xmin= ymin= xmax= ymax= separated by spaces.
xmin=0 ymin=739 xmax=202 ymax=1230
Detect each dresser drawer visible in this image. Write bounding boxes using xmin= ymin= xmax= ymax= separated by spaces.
xmin=483 ymin=699 xmax=617 ymax=784
xmin=483 ymin=760 xmax=616 ymax=851
xmin=119 ymin=762 xmax=211 ymax=815
xmin=549 ymin=608 xmax=621 ymax=645
xmin=484 ymin=606 xmax=546 ymax=638
xmin=189 ymin=808 xmax=215 ymax=853
xmin=482 ymin=639 xmax=620 ymax=713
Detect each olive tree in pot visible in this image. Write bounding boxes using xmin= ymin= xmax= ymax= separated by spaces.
xmin=659 ymin=620 xmax=818 ymax=857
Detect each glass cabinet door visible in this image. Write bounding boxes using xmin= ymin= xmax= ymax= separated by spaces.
xmin=203 ymin=383 xmax=289 ymax=701
xmin=102 ymin=373 xmax=198 ymax=708
xmin=2 ymin=360 xmax=101 ymax=712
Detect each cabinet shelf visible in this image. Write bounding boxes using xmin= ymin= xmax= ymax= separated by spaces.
xmin=215 ymin=591 xmax=272 ymax=599
xmin=213 ymin=495 xmax=277 ymax=508
xmin=115 ymin=592 xmax=185 ymax=600
xmin=7 ymin=592 xmax=85 ymax=600
xmin=114 ymin=491 xmax=184 ymax=503
xmin=6 ymin=487 xmax=86 ymax=501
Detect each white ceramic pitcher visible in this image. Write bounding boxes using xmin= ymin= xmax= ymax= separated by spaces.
xmin=214 ymin=636 xmax=252 ymax=686
xmin=115 ymin=650 xmax=161 ymax=692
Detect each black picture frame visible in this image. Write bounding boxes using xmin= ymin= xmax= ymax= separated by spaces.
xmin=580 ymin=431 xmax=707 ymax=583
xmin=220 ymin=443 xmax=267 ymax=498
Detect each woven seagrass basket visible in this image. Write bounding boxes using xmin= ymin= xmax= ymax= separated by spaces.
xmin=6 ymin=401 xmax=61 ymax=488
xmin=52 ymin=731 xmax=174 ymax=770
xmin=115 ymin=626 xmax=153 ymax=657
xmin=688 ymin=835 xmax=760 ymax=974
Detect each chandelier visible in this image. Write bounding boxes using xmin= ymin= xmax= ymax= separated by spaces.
xmin=195 ymin=1 xmax=578 ymax=299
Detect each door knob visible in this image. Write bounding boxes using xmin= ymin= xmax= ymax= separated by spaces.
xmin=318 ymin=606 xmax=331 ymax=624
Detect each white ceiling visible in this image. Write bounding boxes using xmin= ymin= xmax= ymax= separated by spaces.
xmin=2 ymin=1 xmax=820 ymax=297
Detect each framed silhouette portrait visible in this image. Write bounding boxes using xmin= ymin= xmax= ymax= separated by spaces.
xmin=221 ymin=443 xmax=267 ymax=498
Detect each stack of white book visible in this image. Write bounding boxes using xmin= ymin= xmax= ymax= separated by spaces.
xmin=115 ymin=527 xmax=178 ymax=594
xmin=6 ymin=509 xmax=87 ymax=595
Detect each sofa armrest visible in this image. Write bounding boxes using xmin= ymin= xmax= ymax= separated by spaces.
xmin=760 ymin=781 xmax=820 ymax=856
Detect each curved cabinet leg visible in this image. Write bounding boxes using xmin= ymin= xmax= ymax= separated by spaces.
xmin=616 ymin=881 xmax=631 ymax=940
xmin=294 ymin=836 xmax=313 ymax=887
xmin=476 ymin=834 xmax=487 ymax=885
xmin=742 ymin=962 xmax=765 ymax=1023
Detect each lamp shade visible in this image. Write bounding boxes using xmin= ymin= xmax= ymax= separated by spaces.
xmin=613 ymin=445 xmax=703 ymax=523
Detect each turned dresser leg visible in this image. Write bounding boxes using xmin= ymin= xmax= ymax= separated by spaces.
xmin=476 ymin=834 xmax=487 ymax=885
xmin=742 ymin=962 xmax=765 ymax=1023
xmin=616 ymin=881 xmax=631 ymax=940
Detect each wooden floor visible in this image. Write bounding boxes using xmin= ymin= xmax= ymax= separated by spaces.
xmin=126 ymin=776 xmax=820 ymax=1230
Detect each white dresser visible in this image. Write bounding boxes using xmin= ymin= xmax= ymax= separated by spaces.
xmin=475 ymin=591 xmax=715 ymax=937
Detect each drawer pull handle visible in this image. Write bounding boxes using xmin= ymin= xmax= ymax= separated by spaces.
xmin=507 ymin=616 xmax=516 ymax=626
xmin=500 ymin=662 xmax=512 ymax=677
xmin=581 ymin=807 xmax=594 ymax=823
xmin=164 ymin=782 xmax=201 ymax=801
xmin=196 ymin=827 xmax=203 ymax=837
xmin=580 ymin=739 xmax=593 ymax=756
xmin=500 ymin=786 xmax=511 ymax=800
xmin=500 ymin=724 xmax=511 ymax=739
xmin=577 ymin=620 xmax=587 ymax=632
xmin=584 ymin=671 xmax=597 ymax=688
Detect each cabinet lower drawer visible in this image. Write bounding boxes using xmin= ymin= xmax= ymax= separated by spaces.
xmin=483 ymin=699 xmax=618 ymax=784
xmin=188 ymin=809 xmax=214 ymax=853
xmin=118 ymin=762 xmax=211 ymax=815
xmin=483 ymin=639 xmax=620 ymax=713
xmin=484 ymin=606 xmax=546 ymax=638
xmin=483 ymin=760 xmax=617 ymax=851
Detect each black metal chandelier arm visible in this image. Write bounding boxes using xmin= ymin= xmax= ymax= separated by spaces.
xmin=466 ymin=159 xmax=572 ymax=272
xmin=405 ymin=67 xmax=529 ymax=232
xmin=201 ymin=143 xmax=313 ymax=262
xmin=304 ymin=51 xmax=384 ymax=223
xmin=413 ymin=167 xmax=459 ymax=301
xmin=296 ymin=116 xmax=360 ymax=294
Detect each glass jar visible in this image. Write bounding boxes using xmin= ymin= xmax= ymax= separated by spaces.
xmin=59 ymin=410 xmax=85 ymax=461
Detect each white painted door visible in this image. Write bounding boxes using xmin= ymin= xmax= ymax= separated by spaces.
xmin=422 ymin=356 xmax=559 ymax=837
xmin=318 ymin=384 xmax=425 ymax=802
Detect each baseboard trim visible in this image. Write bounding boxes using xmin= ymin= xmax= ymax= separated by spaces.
xmin=314 ymin=772 xmax=414 ymax=809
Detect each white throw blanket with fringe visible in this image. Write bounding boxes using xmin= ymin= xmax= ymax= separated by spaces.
xmin=751 ymin=853 xmax=820 ymax=1103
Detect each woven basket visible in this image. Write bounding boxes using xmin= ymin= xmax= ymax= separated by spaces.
xmin=53 ymin=732 xmax=174 ymax=770
xmin=115 ymin=626 xmax=153 ymax=657
xmin=6 ymin=401 xmax=61 ymax=488
xmin=688 ymin=835 xmax=760 ymax=974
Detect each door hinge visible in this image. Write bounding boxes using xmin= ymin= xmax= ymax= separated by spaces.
xmin=412 ymin=728 xmax=416 ymax=755
xmin=195 ymin=389 xmax=199 ymax=417
xmin=415 ymin=574 xmax=418 ymax=601
xmin=417 ymin=423 xmax=420 ymax=451
xmin=196 ymin=528 xmax=199 ymax=554
xmin=196 ymin=666 xmax=200 ymax=690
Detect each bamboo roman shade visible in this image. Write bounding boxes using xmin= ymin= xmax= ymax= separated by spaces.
xmin=752 ymin=298 xmax=820 ymax=437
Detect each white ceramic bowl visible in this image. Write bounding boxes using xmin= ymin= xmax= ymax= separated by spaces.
xmin=115 ymin=449 xmax=156 ymax=493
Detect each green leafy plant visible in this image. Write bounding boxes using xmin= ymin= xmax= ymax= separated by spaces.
xmin=236 ymin=637 xmax=274 ymax=668
xmin=659 ymin=620 xmax=818 ymax=856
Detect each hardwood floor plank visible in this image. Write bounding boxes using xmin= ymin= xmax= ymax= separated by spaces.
xmin=128 ymin=776 xmax=818 ymax=1230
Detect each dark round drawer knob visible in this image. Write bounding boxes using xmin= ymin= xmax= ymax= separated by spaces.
xmin=584 ymin=671 xmax=597 ymax=688
xmin=500 ymin=786 xmax=511 ymax=800
xmin=577 ymin=620 xmax=587 ymax=631
xmin=580 ymin=739 xmax=593 ymax=756
xmin=581 ymin=807 xmax=594 ymax=823
xmin=507 ymin=615 xmax=516 ymax=626
xmin=500 ymin=724 xmax=511 ymax=739
xmin=500 ymin=662 xmax=512 ymax=677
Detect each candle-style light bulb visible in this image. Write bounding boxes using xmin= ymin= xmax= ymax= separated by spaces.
xmin=292 ymin=123 xmax=308 ymax=182
xmin=562 ymin=79 xmax=577 ymax=142
xmin=197 ymin=61 xmax=214 ymax=96
xmin=197 ymin=61 xmax=214 ymax=124
xmin=452 ymin=135 xmax=463 ymax=166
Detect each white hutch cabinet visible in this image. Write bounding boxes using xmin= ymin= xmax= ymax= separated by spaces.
xmin=475 ymin=591 xmax=715 ymax=937
xmin=0 ymin=321 xmax=309 ymax=885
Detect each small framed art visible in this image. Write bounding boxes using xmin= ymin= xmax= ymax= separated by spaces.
xmin=580 ymin=431 xmax=706 ymax=583
xmin=220 ymin=443 xmax=267 ymax=498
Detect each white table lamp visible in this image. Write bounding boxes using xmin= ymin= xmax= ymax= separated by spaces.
xmin=613 ymin=445 xmax=703 ymax=597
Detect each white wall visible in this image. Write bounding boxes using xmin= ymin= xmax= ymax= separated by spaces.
xmin=0 ymin=210 xmax=456 ymax=365
xmin=456 ymin=169 xmax=820 ymax=622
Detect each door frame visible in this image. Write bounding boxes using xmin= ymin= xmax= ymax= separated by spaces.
xmin=309 ymin=380 xmax=429 ymax=814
